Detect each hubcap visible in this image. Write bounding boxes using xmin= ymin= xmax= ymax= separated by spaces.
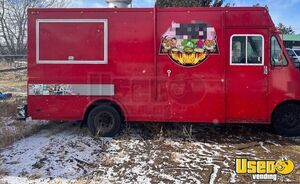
xmin=94 ymin=111 xmax=114 ymax=135
xmin=282 ymin=112 xmax=298 ymax=129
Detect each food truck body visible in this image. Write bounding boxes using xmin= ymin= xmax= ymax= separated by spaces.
xmin=26 ymin=7 xmax=300 ymax=136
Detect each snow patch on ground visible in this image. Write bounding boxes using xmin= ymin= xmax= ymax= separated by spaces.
xmin=0 ymin=122 xmax=299 ymax=183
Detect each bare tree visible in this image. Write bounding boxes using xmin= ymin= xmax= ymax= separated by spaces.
xmin=156 ymin=0 xmax=226 ymax=8
xmin=277 ymin=23 xmax=295 ymax=35
xmin=0 ymin=0 xmax=70 ymax=55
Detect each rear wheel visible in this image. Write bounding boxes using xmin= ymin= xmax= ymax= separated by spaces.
xmin=87 ymin=104 xmax=122 ymax=137
xmin=272 ymin=103 xmax=300 ymax=137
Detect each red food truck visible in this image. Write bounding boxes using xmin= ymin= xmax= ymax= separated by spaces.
xmin=23 ymin=7 xmax=300 ymax=137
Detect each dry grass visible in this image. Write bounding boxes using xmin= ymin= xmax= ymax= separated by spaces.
xmin=0 ymin=180 xmax=8 ymax=184
xmin=127 ymin=122 xmax=197 ymax=141
xmin=73 ymin=179 xmax=92 ymax=184
xmin=101 ymin=156 xmax=114 ymax=167
xmin=0 ymin=63 xmax=27 ymax=94
xmin=0 ymin=119 xmax=49 ymax=149
xmin=0 ymin=169 xmax=8 ymax=184
xmin=0 ymin=100 xmax=18 ymax=117
xmin=0 ymin=62 xmax=14 ymax=69
xmin=0 ymin=99 xmax=47 ymax=149
xmin=0 ymin=69 xmax=36 ymax=149
xmin=0 ymin=169 xmax=8 ymax=177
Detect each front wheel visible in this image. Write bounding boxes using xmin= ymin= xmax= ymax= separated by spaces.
xmin=87 ymin=104 xmax=122 ymax=137
xmin=272 ymin=103 xmax=300 ymax=137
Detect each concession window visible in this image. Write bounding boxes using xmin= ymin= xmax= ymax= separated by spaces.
xmin=36 ymin=19 xmax=108 ymax=64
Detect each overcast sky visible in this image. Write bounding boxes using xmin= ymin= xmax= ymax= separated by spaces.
xmin=71 ymin=0 xmax=300 ymax=33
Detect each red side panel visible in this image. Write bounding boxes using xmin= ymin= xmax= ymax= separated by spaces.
xmin=225 ymin=9 xmax=271 ymax=28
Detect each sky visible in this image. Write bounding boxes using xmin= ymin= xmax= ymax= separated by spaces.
xmin=71 ymin=0 xmax=300 ymax=33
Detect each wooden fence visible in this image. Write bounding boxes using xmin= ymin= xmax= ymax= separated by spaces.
xmin=0 ymin=55 xmax=27 ymax=73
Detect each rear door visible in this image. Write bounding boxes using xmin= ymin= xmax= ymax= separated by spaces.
xmin=226 ymin=29 xmax=269 ymax=123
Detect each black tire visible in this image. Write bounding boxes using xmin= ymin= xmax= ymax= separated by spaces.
xmin=272 ymin=103 xmax=300 ymax=137
xmin=87 ymin=104 xmax=122 ymax=137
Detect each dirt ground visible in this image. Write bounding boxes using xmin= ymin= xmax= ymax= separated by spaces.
xmin=0 ymin=70 xmax=299 ymax=184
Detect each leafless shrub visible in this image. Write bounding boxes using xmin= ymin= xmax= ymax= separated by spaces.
xmin=182 ymin=124 xmax=193 ymax=141
xmin=159 ymin=124 xmax=164 ymax=140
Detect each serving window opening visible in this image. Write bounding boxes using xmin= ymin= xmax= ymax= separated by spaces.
xmin=36 ymin=19 xmax=108 ymax=65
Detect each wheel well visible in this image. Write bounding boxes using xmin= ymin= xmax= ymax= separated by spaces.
xmin=83 ymin=100 xmax=125 ymax=123
xmin=271 ymin=100 xmax=300 ymax=122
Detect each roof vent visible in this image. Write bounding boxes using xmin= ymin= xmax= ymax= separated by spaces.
xmin=106 ymin=0 xmax=132 ymax=8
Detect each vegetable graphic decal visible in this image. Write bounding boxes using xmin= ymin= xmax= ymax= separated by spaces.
xmin=160 ymin=21 xmax=219 ymax=66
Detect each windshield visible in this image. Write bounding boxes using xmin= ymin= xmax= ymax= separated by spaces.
xmin=271 ymin=36 xmax=288 ymax=66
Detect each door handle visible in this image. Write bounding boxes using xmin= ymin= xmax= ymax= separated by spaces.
xmin=264 ymin=66 xmax=268 ymax=75
xmin=167 ymin=69 xmax=172 ymax=78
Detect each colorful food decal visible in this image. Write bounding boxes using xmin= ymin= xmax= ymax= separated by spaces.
xmin=160 ymin=21 xmax=219 ymax=66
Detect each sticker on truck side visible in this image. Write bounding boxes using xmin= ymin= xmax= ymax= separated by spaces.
xmin=160 ymin=20 xmax=219 ymax=67
xmin=28 ymin=84 xmax=114 ymax=96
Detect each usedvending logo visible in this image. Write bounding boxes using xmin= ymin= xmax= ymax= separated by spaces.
xmin=235 ymin=157 xmax=295 ymax=181
xmin=160 ymin=20 xmax=219 ymax=67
